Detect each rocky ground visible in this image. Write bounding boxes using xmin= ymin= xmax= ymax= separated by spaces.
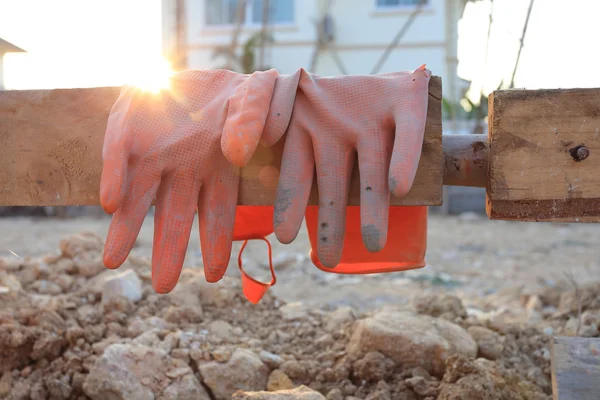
xmin=0 ymin=212 xmax=598 ymax=399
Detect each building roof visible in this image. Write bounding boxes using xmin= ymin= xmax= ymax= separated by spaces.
xmin=0 ymin=38 xmax=26 ymax=53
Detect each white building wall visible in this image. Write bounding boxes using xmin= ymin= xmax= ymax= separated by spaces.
xmin=163 ymin=0 xmax=463 ymax=101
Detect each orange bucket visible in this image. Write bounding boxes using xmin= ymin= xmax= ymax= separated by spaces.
xmin=305 ymin=205 xmax=427 ymax=274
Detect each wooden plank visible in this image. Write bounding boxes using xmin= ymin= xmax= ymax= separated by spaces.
xmin=551 ymin=336 xmax=600 ymax=400
xmin=487 ymin=88 xmax=600 ymax=222
xmin=0 ymin=77 xmax=443 ymax=207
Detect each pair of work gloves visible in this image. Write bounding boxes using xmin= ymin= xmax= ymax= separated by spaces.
xmin=100 ymin=66 xmax=431 ymax=302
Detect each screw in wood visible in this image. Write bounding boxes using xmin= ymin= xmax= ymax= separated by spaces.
xmin=569 ymin=145 xmax=590 ymax=162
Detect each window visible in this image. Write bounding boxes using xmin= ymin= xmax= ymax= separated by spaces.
xmin=376 ymin=0 xmax=427 ymax=7
xmin=205 ymin=0 xmax=294 ymax=26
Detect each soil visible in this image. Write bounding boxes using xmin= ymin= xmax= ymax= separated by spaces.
xmin=0 ymin=211 xmax=598 ymax=399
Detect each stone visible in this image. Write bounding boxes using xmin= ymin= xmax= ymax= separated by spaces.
xmin=199 ymin=348 xmax=269 ymax=399
xmin=412 ymin=294 xmax=467 ymax=320
xmin=164 ymin=305 xmax=203 ymax=324
xmin=127 ymin=317 xmax=169 ymax=338
xmin=404 ymin=377 xmax=439 ymax=398
xmin=83 ymin=343 xmax=205 ymax=400
xmin=134 ymin=331 xmax=162 ymax=347
xmin=346 ymin=311 xmax=477 ymax=377
xmin=76 ymin=304 xmax=102 ymax=326
xmin=53 ymin=274 xmax=74 ymax=291
xmin=582 ymin=310 xmax=600 ymax=327
xmin=279 ymin=361 xmax=309 ymax=382
xmin=176 ymin=269 xmax=236 ymax=307
xmin=0 ymin=325 xmax=38 ymax=372
xmin=31 ymin=280 xmax=62 ymax=295
xmin=326 ymin=388 xmax=343 ymax=400
xmin=280 ymin=302 xmax=308 ymax=320
xmin=525 ymin=295 xmax=543 ymax=312
xmin=352 ymin=351 xmax=395 ymax=382
xmin=60 ymin=232 xmax=104 ymax=258
xmin=75 ymin=256 xmax=106 ymax=278
xmin=162 ymin=374 xmax=211 ymax=400
xmin=232 ymin=385 xmax=326 ymax=399
xmin=259 ymin=350 xmax=284 ymax=369
xmin=0 ymin=273 xmax=22 ymax=293
xmin=213 ymin=347 xmax=232 ymax=363
xmin=53 ymin=257 xmax=76 ymax=274
xmin=467 ymin=326 xmax=504 ymax=360
xmin=267 ymin=370 xmax=295 ymax=391
xmin=0 ymin=372 xmax=13 ymax=397
xmin=564 ymin=317 xmax=599 ymax=337
xmin=209 ymin=320 xmax=235 ymax=341
xmin=102 ymin=269 xmax=143 ymax=304
xmin=438 ymin=355 xmax=547 ymax=400
xmin=323 ymin=307 xmax=356 ymax=333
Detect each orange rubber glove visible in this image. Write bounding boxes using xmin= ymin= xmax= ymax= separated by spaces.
xmin=100 ymin=69 xmax=285 ymax=293
xmin=273 ymin=65 xmax=432 ymax=268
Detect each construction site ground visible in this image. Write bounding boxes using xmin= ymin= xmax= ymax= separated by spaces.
xmin=0 ymin=210 xmax=598 ymax=399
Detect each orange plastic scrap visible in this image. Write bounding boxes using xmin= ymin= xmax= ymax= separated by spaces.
xmin=233 ymin=206 xmax=276 ymax=304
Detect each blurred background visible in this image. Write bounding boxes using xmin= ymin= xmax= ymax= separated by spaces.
xmin=0 ymin=0 xmax=599 ymax=311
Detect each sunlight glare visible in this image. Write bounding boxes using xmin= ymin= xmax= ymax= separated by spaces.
xmin=126 ymin=57 xmax=175 ymax=93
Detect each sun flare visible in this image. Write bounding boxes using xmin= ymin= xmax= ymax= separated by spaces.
xmin=126 ymin=57 xmax=175 ymax=93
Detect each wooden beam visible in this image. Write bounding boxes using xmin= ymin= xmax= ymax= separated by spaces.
xmin=443 ymin=134 xmax=488 ymax=188
xmin=551 ymin=336 xmax=600 ymax=400
xmin=487 ymin=87 xmax=600 ymax=222
xmin=0 ymin=77 xmax=443 ymax=207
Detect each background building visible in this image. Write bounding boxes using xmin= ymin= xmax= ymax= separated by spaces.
xmin=161 ymin=0 xmax=469 ymax=105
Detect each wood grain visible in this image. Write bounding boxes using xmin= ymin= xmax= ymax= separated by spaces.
xmin=443 ymin=134 xmax=488 ymax=188
xmin=551 ymin=336 xmax=600 ymax=400
xmin=0 ymin=77 xmax=442 ymax=207
xmin=487 ymin=88 xmax=600 ymax=222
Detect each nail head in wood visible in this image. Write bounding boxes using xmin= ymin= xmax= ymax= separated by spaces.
xmin=569 ymin=145 xmax=590 ymax=162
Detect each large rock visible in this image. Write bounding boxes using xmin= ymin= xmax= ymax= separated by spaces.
xmin=199 ymin=348 xmax=269 ymax=399
xmin=232 ymin=385 xmax=326 ymax=399
xmin=83 ymin=343 xmax=209 ymax=400
xmin=346 ymin=311 xmax=477 ymax=377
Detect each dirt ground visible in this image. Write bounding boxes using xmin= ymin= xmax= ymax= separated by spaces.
xmin=1 ymin=211 xmax=598 ymax=312
xmin=0 ymin=210 xmax=598 ymax=399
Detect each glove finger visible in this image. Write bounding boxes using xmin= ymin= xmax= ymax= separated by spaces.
xmin=100 ymin=86 xmax=139 ymax=213
xmin=222 ymin=69 xmax=279 ymax=167
xmin=103 ymin=160 xmax=161 ymax=269
xmin=261 ymin=70 xmax=302 ymax=146
xmin=273 ymin=125 xmax=315 ymax=244
xmin=314 ymin=145 xmax=355 ymax=268
xmin=389 ymin=65 xmax=432 ymax=198
xmin=198 ymin=159 xmax=239 ymax=283
xmin=357 ymin=133 xmax=393 ymax=252
xmin=152 ymin=172 xmax=200 ymax=294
